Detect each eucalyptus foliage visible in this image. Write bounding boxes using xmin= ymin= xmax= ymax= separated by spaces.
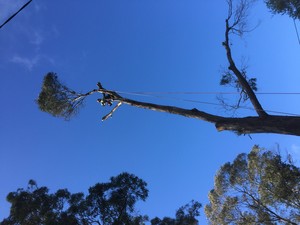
xmin=1 ymin=173 xmax=149 ymax=225
xmin=205 ymin=146 xmax=300 ymax=225
xmin=83 ymin=172 xmax=149 ymax=225
xmin=37 ymin=73 xmax=84 ymax=120
xmin=220 ymin=69 xmax=257 ymax=105
xmin=1 ymin=173 xmax=200 ymax=225
xmin=1 ymin=180 xmax=78 ymax=225
xmin=150 ymin=200 xmax=201 ymax=225
xmin=265 ymin=0 xmax=300 ymax=19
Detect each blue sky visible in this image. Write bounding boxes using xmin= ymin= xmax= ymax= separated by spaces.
xmin=1 ymin=0 xmax=300 ymax=224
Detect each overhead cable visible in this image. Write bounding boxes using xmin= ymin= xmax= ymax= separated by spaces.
xmin=0 ymin=0 xmax=32 ymax=30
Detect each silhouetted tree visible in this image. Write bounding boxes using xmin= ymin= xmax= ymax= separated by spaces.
xmin=0 ymin=179 xmax=79 ymax=225
xmin=36 ymin=0 xmax=300 ymax=137
xmin=1 ymin=173 xmax=149 ymax=225
xmin=1 ymin=173 xmax=199 ymax=225
xmin=150 ymin=200 xmax=201 ymax=225
xmin=265 ymin=0 xmax=300 ymax=19
xmin=205 ymin=146 xmax=300 ymax=225
xmin=79 ymin=172 xmax=149 ymax=225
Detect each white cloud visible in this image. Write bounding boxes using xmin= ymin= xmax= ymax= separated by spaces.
xmin=2 ymin=1 xmax=55 ymax=71
xmin=50 ymin=25 xmax=60 ymax=38
xmin=11 ymin=55 xmax=40 ymax=70
xmin=11 ymin=54 xmax=55 ymax=70
xmin=33 ymin=1 xmax=47 ymax=13
xmin=30 ymin=31 xmax=44 ymax=46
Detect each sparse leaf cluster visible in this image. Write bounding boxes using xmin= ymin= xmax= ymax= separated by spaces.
xmin=220 ymin=68 xmax=257 ymax=108
xmin=220 ymin=70 xmax=257 ymax=92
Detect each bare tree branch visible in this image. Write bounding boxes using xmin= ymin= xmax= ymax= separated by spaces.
xmin=102 ymin=102 xmax=122 ymax=121
xmin=223 ymin=0 xmax=268 ymax=118
xmin=98 ymin=88 xmax=223 ymax=123
xmin=97 ymin=86 xmax=300 ymax=136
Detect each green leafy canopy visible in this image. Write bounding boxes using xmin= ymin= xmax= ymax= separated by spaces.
xmin=37 ymin=73 xmax=83 ymax=120
xmin=265 ymin=0 xmax=300 ymax=19
xmin=1 ymin=172 xmax=201 ymax=225
xmin=205 ymin=145 xmax=300 ymax=225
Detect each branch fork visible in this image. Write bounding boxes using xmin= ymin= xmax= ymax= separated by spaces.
xmin=95 ymin=82 xmax=124 ymax=121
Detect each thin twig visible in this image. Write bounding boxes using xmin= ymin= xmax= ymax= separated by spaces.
xmin=73 ymin=89 xmax=98 ymax=102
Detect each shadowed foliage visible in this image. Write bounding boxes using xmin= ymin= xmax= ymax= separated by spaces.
xmin=150 ymin=200 xmax=201 ymax=225
xmin=1 ymin=173 xmax=200 ymax=225
xmin=37 ymin=72 xmax=84 ymax=120
xmin=205 ymin=146 xmax=300 ymax=225
xmin=1 ymin=173 xmax=149 ymax=225
xmin=1 ymin=180 xmax=79 ymax=225
xmin=83 ymin=172 xmax=149 ymax=225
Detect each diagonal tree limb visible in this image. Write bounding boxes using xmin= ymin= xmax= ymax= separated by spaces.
xmin=38 ymin=75 xmax=300 ymax=136
xmin=237 ymin=187 xmax=298 ymax=225
xmin=97 ymin=87 xmax=300 ymax=136
xmin=97 ymin=88 xmax=223 ymax=123
xmin=223 ymin=0 xmax=268 ymax=118
xmin=223 ymin=17 xmax=268 ymax=118
xmin=102 ymin=102 xmax=122 ymax=121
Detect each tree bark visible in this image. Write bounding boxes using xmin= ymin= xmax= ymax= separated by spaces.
xmin=224 ymin=19 xmax=268 ymax=118
xmin=215 ymin=116 xmax=300 ymax=136
xmin=99 ymin=89 xmax=300 ymax=136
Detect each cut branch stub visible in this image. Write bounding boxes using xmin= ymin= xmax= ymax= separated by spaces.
xmin=102 ymin=102 xmax=122 ymax=121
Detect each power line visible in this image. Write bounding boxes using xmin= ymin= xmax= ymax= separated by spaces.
xmin=0 ymin=0 xmax=32 ymax=30
xmin=117 ymin=91 xmax=300 ymax=95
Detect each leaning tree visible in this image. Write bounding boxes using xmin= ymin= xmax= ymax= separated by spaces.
xmin=37 ymin=0 xmax=300 ymax=136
